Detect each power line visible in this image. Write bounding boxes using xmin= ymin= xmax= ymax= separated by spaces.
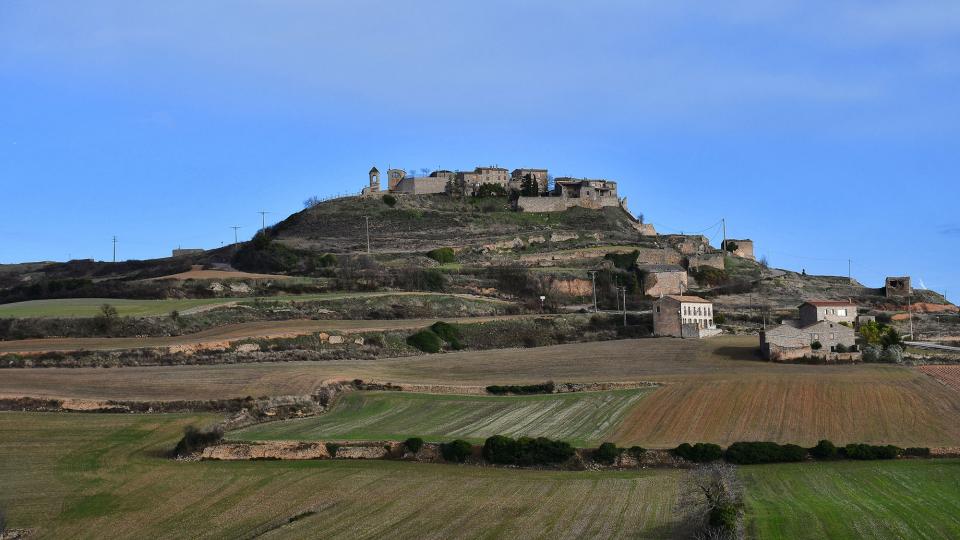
xmin=257 ymin=211 xmax=270 ymax=232
xmin=112 ymin=236 xmax=117 ymax=263
xmin=230 ymin=226 xmax=242 ymax=245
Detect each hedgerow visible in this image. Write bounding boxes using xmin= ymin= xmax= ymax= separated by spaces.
xmin=485 ymin=382 xmax=555 ymax=395
xmin=481 ymin=435 xmax=574 ymax=466
xmin=441 ymin=439 xmax=472 ymax=463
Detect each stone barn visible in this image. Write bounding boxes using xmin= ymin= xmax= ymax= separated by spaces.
xmin=885 ymin=276 xmax=912 ymax=297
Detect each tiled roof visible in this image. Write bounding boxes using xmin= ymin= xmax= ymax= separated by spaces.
xmin=663 ymin=295 xmax=711 ymax=304
xmin=801 ymin=300 xmax=855 ymax=307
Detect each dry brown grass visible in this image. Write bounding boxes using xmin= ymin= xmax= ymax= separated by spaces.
xmin=4 ymin=336 xmax=960 ymax=448
xmin=0 ymin=314 xmax=534 ymax=353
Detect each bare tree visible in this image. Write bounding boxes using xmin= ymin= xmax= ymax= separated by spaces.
xmin=677 ymin=464 xmax=744 ymax=540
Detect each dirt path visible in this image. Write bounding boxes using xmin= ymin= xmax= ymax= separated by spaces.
xmin=0 ymin=314 xmax=544 ymax=354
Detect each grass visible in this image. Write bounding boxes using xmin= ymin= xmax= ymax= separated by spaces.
xmin=231 ymin=389 xmax=653 ymax=446
xmin=0 ymin=412 xmax=682 ymax=538
xmin=0 ymin=291 xmax=506 ymax=318
xmin=741 ymin=459 xmax=960 ymax=539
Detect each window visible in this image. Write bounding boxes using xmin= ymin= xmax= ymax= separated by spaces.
xmin=812 ymin=333 xmax=819 ymax=340
xmin=837 ymin=309 xmax=847 ymax=317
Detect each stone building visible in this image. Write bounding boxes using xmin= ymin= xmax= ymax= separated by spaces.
xmin=361 ymin=167 xmax=381 ymax=196
xmin=516 ymin=178 xmax=621 ymax=212
xmin=759 ymin=300 xmax=859 ymax=360
xmin=799 ymin=300 xmax=857 ymax=326
xmin=510 ymin=168 xmax=549 ymax=192
xmin=638 ymin=264 xmax=688 ymax=297
xmin=760 ymin=320 xmax=856 ymax=360
xmin=885 ymin=276 xmax=912 ymax=297
xmin=387 ymin=168 xmax=406 ymax=191
xmin=724 ymin=239 xmax=754 ymax=259
xmin=475 ymin=166 xmax=509 ymax=187
xmin=391 ymin=174 xmax=448 ymax=195
xmin=653 ymin=295 xmax=720 ymax=338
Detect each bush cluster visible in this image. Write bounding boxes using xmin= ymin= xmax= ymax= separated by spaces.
xmin=673 ymin=442 xmax=724 ymax=463
xmin=672 ymin=439 xmax=927 ymax=464
xmin=382 ymin=194 xmax=397 ymax=207
xmin=406 ymin=321 xmax=464 ymax=353
xmin=404 ymin=437 xmax=424 ymax=453
xmin=482 ymin=435 xmax=575 ymax=466
xmin=485 ymin=382 xmax=555 ymax=395
xmin=594 ymin=442 xmax=621 ymax=465
xmin=173 ymin=425 xmax=223 ymax=457
xmin=843 ymin=443 xmax=901 ymax=460
xmin=426 ymin=247 xmax=456 ymax=264
xmin=406 ymin=330 xmax=443 ymax=353
xmin=724 ymin=441 xmax=806 ymax=464
xmin=441 ymin=439 xmax=472 ymax=463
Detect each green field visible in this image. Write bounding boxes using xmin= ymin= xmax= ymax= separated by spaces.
xmin=232 ymin=389 xmax=652 ymax=446
xmin=0 ymin=292 xmax=503 ymax=318
xmin=742 ymin=460 xmax=960 ymax=539
xmin=0 ymin=412 xmax=681 ymax=539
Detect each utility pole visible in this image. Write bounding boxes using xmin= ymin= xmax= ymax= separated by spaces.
xmin=112 ymin=236 xmax=117 ymax=263
xmin=231 ymin=226 xmax=241 ymax=245
xmin=364 ymin=216 xmax=371 ymax=254
xmin=721 ymin=218 xmax=727 ymax=253
xmin=848 ymin=259 xmax=852 ymax=284
xmin=257 ymin=211 xmax=270 ymax=233
xmin=908 ymin=294 xmax=914 ymax=340
xmin=588 ymin=270 xmax=598 ymax=313
xmin=620 ymin=286 xmax=627 ymax=327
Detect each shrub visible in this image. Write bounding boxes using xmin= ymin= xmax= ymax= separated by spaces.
xmin=811 ymin=341 xmax=823 ymax=351
xmin=862 ymin=344 xmax=882 ymax=362
xmin=173 ymin=425 xmax=223 ymax=457
xmin=725 ymin=442 xmax=806 ymax=464
xmin=603 ymin=250 xmax=640 ymax=270
xmin=325 ymin=442 xmax=340 ymax=456
xmin=714 ymin=313 xmax=726 ymax=324
xmin=94 ymin=303 xmax=119 ymax=332
xmin=404 ymin=437 xmax=424 ymax=454
xmin=406 ymin=330 xmax=442 ymax=353
xmin=881 ymin=344 xmax=903 ymax=364
xmin=430 ymin=321 xmax=461 ymax=342
xmin=809 ymin=439 xmax=839 ymax=460
xmin=627 ymin=445 xmax=647 ymax=458
xmin=709 ymin=502 xmax=740 ymax=531
xmin=842 ymin=443 xmax=901 ymax=460
xmin=673 ymin=442 xmax=723 ymax=463
xmin=482 ymin=435 xmax=574 ymax=466
xmin=903 ymin=447 xmax=931 ymax=457
xmin=441 ymin=439 xmax=472 ymax=463
xmin=474 ymin=183 xmax=507 ymax=198
xmin=835 ymin=343 xmax=848 ymax=353
xmin=426 ymin=247 xmax=456 ymax=264
xmin=382 ymin=194 xmax=397 ymax=207
xmin=485 ymin=382 xmax=555 ymax=395
xmin=595 ymin=442 xmax=621 ymax=465
xmin=689 ymin=266 xmax=729 ymax=287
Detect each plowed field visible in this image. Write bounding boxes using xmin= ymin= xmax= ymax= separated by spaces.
xmin=233 ymin=388 xmax=653 ymax=446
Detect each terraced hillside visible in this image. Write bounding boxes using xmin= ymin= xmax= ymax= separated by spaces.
xmin=232 ymin=389 xmax=653 ymax=446
xmin=274 ymin=194 xmax=645 ymax=253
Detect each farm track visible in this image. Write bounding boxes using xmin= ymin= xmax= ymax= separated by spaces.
xmin=5 ymin=336 xmax=960 ymax=448
xmin=0 ymin=313 xmax=536 ymax=354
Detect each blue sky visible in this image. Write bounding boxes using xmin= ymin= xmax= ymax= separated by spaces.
xmin=1 ymin=1 xmax=958 ymax=298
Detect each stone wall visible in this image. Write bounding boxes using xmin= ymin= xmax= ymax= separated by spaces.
xmin=727 ymin=239 xmax=755 ymax=259
xmin=688 ymin=252 xmax=725 ymax=270
xmin=643 ymin=270 xmax=688 ymax=297
xmin=885 ymin=276 xmax=912 ymax=297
